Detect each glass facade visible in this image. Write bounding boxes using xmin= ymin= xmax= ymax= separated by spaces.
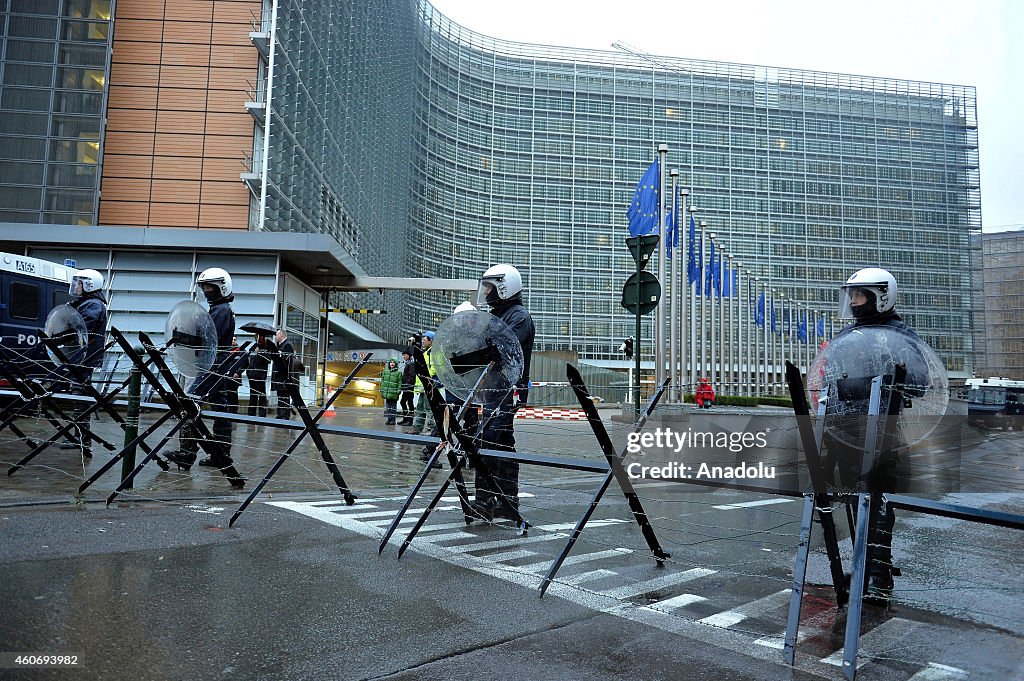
xmin=0 ymin=0 xmax=112 ymax=225
xmin=980 ymin=231 xmax=1024 ymax=379
xmin=403 ymin=3 xmax=980 ymax=372
xmin=254 ymin=0 xmax=418 ymax=339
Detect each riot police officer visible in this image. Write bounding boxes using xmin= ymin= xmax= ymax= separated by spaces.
xmin=825 ymin=267 xmax=925 ymax=603
xmin=61 ymin=268 xmax=108 ymax=456
xmin=467 ymin=264 xmax=535 ymax=525
xmin=167 ymin=268 xmax=242 ymax=486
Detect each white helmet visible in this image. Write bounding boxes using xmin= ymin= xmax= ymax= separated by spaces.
xmin=839 ymin=267 xmax=897 ymax=319
xmin=69 ymin=269 xmax=103 ymax=297
xmin=453 ymin=300 xmax=476 ymax=314
xmin=477 ymin=264 xmax=522 ymax=307
xmin=197 ymin=267 xmax=232 ymax=299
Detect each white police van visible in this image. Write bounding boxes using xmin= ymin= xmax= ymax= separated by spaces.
xmin=0 ymin=252 xmax=76 ymax=381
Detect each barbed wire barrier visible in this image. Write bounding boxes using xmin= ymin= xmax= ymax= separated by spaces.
xmin=1 ymin=335 xmax=1023 ymax=679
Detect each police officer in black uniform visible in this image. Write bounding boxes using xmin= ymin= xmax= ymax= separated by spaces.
xmin=167 ymin=268 xmax=241 ymax=483
xmin=62 ymin=268 xmax=108 ymax=457
xmin=824 ymin=267 xmax=927 ymax=603
xmin=467 ymin=264 xmax=534 ymax=525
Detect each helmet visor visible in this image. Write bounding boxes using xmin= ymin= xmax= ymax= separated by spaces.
xmin=69 ymin=275 xmax=85 ymax=297
xmin=476 ymin=276 xmax=503 ymax=308
xmin=839 ymin=285 xmax=874 ymax=319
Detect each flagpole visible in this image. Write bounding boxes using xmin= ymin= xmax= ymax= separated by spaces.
xmin=749 ymin=268 xmax=757 ymax=395
xmin=668 ymin=169 xmax=679 ymax=402
xmin=758 ymin=279 xmax=766 ymax=396
xmin=684 ymin=188 xmax=692 ymax=401
xmin=687 ymin=206 xmax=696 ymax=401
xmin=727 ymin=253 xmax=735 ymax=397
xmin=699 ymin=221 xmax=707 ymax=383
xmin=769 ymin=285 xmax=776 ymax=393
xmin=736 ymin=264 xmax=744 ymax=396
xmin=655 ymin=143 xmax=669 ymax=394
xmin=707 ymin=231 xmax=717 ymax=393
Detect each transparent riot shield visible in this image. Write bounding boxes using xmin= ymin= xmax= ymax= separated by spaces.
xmin=164 ymin=300 xmax=217 ymax=378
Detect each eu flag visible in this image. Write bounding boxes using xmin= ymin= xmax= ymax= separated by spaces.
xmin=756 ymin=292 xmax=765 ymax=327
xmin=705 ymin=241 xmax=715 ymax=297
xmin=696 ymin=235 xmax=704 ymax=294
xmin=770 ymin=299 xmax=777 ymax=333
xmin=686 ymin=215 xmax=698 ymax=285
xmin=626 ymin=159 xmax=661 ymax=237
xmin=817 ymin=317 xmax=825 ymax=338
xmin=798 ymin=312 xmax=808 ymax=343
xmin=665 ymin=191 xmax=679 ymax=258
xmin=722 ymin=259 xmax=731 ymax=297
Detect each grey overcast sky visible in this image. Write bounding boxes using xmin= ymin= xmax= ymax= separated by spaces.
xmin=430 ymin=0 xmax=1022 ymax=232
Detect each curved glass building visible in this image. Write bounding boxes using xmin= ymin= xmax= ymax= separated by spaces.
xmin=395 ymin=2 xmax=979 ymax=373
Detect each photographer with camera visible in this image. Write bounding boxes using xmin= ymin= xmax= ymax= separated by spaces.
xmin=406 ymin=331 xmax=437 ymax=437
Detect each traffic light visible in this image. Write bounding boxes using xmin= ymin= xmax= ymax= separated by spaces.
xmin=619 ymin=336 xmax=634 ymax=360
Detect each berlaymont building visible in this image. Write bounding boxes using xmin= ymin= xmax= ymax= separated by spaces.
xmin=0 ymin=0 xmax=981 ymax=394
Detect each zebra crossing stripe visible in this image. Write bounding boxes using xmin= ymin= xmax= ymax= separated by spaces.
xmin=481 ymin=549 xmax=539 ymax=563
xmin=518 ymin=548 xmax=634 ymax=574
xmin=601 ymin=568 xmax=717 ymax=600
xmin=561 ymin=569 xmax=618 ymax=586
xmin=906 ymin=662 xmax=969 ymax=680
xmin=697 ymin=589 xmax=791 ymax=628
xmin=645 ymin=593 xmax=707 ymax=611
xmin=820 ymin=617 xmax=923 ymax=667
xmin=712 ymin=499 xmax=795 ymax=511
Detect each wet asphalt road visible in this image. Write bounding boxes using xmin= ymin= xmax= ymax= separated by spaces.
xmin=1 ymin=403 xmax=1022 ymax=680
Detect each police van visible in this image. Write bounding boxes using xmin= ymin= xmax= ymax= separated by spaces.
xmin=0 ymin=252 xmax=76 ymax=382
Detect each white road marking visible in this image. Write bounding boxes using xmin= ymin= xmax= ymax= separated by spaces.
xmin=645 ymin=593 xmax=707 ymax=611
xmin=601 ymin=568 xmax=717 ymax=600
xmin=712 ymin=498 xmax=795 ymax=510
xmin=906 ymin=662 xmax=969 ymax=680
xmin=697 ymin=589 xmax=791 ymax=628
xmin=820 ymin=617 xmax=923 ymax=667
xmin=533 ymin=519 xmax=629 ymax=532
xmin=561 ymin=569 xmax=618 ymax=586
xmin=480 ymin=549 xmax=539 ymax=562
xmin=518 ymin=548 xmax=634 ymax=574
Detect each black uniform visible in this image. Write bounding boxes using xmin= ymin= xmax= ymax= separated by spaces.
xmin=822 ymin=307 xmax=926 ymax=598
xmin=246 ymin=336 xmax=276 ymax=417
xmin=473 ymin=293 xmax=535 ymax=517
xmin=273 ymin=337 xmax=297 ymax=419
xmin=66 ymin=293 xmax=107 ymax=455
xmin=177 ymin=295 xmax=236 ymax=466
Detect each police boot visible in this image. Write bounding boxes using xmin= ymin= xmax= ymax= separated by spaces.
xmin=493 ymin=496 xmax=521 ymax=521
xmin=199 ymin=442 xmax=232 ymax=468
xmin=467 ymin=496 xmax=495 ymax=523
xmin=864 ymin=567 xmax=898 ymax=606
xmin=166 ymin=449 xmax=197 ymax=470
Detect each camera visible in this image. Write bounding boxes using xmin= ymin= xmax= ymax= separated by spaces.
xmin=408 ymin=331 xmax=424 ymax=348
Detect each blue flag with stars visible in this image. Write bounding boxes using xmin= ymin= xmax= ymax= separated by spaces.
xmin=665 ymin=190 xmax=679 ymax=258
xmin=756 ymin=292 xmax=765 ymax=327
xmin=626 ymin=159 xmax=660 ymax=237
xmin=686 ymin=215 xmax=698 ymax=285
